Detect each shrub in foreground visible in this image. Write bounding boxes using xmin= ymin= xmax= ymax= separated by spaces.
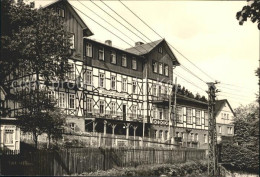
xmin=220 ymin=143 xmax=259 ymax=174
xmin=78 ymin=160 xmax=208 ymax=176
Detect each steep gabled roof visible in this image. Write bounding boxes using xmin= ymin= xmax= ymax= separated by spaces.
xmin=125 ymin=39 xmax=163 ymax=55
xmin=125 ymin=39 xmax=180 ymax=65
xmin=215 ymin=99 xmax=235 ymax=116
xmin=42 ymin=0 xmax=93 ymax=37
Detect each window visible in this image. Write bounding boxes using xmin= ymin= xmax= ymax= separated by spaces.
xmin=122 ymin=54 xmax=127 ymax=67
xmin=186 ymin=108 xmax=192 ymax=124
xmin=176 ymin=107 xmax=183 ymax=123
xmin=132 ymin=58 xmax=137 ymax=70
xmin=219 ymin=126 xmax=222 ymax=134
xmin=159 ymin=63 xmax=163 ymax=74
xmin=132 ymin=105 xmax=137 ymax=117
xmin=68 ymin=63 xmax=75 ymax=80
xmin=85 ymin=70 xmax=92 ymax=85
xmin=111 ymin=76 xmax=116 ymax=90
xmin=159 ymin=130 xmax=163 ymax=140
xmin=99 ymin=73 xmax=105 ymax=88
xmin=204 ymin=134 xmax=207 ymax=143
xmin=100 ymin=100 xmax=105 ymax=114
xmin=110 ymin=50 xmax=116 ymax=64
xmin=191 ymin=133 xmax=194 ymax=141
xmin=195 ymin=110 xmax=201 ymax=125
xmin=205 ymin=112 xmax=208 ymax=126
xmin=48 ymin=90 xmax=55 ymax=99
xmin=227 ymin=114 xmax=229 ymax=119
xmin=158 ymin=47 xmax=162 ymax=53
xmin=122 ymin=78 xmax=127 ymax=92
xmin=153 ymin=85 xmax=157 ymax=96
xmin=153 ymin=107 xmax=157 ymax=119
xmin=176 ymin=132 xmax=179 ymax=137
xmin=165 ymin=65 xmax=169 ymax=76
xmin=86 ymin=98 xmax=93 ymax=113
xmin=111 ymin=102 xmax=116 ymax=115
xmin=86 ymin=43 xmax=92 ymax=57
xmin=152 ymin=61 xmax=158 ymax=73
xmin=195 ymin=133 xmax=198 ymax=141
xmin=165 ymin=86 xmax=168 ymax=95
xmin=69 ymin=94 xmax=75 ymax=109
xmin=154 ymin=130 xmax=157 ymax=138
xmin=70 ymin=34 xmax=74 ymax=49
xmin=70 ymin=123 xmax=75 ymax=132
xmin=159 ymin=109 xmax=163 ymax=120
xmin=182 ymin=132 xmax=185 ymax=139
xmin=132 ymin=81 xmax=137 ymax=94
xmin=98 ymin=47 xmax=104 ymax=60
xmin=4 ymin=129 xmax=14 ymax=144
xmin=165 ymin=131 xmax=168 ymax=140
xmin=57 ymin=8 xmax=65 ymax=17
xmin=228 ymin=127 xmax=232 ymax=134
xmin=59 ymin=92 xmax=66 ymax=108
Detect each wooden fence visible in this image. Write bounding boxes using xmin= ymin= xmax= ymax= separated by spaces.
xmin=1 ymin=147 xmax=206 ymax=176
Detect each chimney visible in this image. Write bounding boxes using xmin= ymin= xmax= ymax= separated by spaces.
xmin=135 ymin=41 xmax=144 ymax=46
xmin=105 ymin=40 xmax=112 ymax=46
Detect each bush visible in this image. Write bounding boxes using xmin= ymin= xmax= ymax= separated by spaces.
xmin=220 ymin=143 xmax=259 ymax=174
xmin=78 ymin=160 xmax=208 ymax=176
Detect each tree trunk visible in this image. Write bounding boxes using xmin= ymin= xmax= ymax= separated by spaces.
xmin=33 ymin=132 xmax=38 ymax=149
xmin=47 ymin=133 xmax=51 ymax=149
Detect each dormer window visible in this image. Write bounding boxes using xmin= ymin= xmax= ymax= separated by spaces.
xmin=122 ymin=54 xmax=127 ymax=67
xmin=158 ymin=47 xmax=163 ymax=54
xmin=132 ymin=58 xmax=137 ymax=70
xmin=98 ymin=47 xmax=104 ymax=61
xmin=57 ymin=8 xmax=65 ymax=18
xmin=110 ymin=50 xmax=116 ymax=64
xmin=86 ymin=43 xmax=92 ymax=57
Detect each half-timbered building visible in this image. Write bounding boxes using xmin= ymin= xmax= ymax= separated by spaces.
xmin=3 ymin=0 xmax=213 ymax=148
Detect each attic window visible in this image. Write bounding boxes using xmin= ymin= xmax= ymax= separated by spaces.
xmin=158 ymin=47 xmax=163 ymax=54
xmin=57 ymin=8 xmax=65 ymax=18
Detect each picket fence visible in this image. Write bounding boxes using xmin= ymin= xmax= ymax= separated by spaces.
xmin=0 ymin=147 xmax=206 ymax=176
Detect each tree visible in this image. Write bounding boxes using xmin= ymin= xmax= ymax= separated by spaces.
xmin=1 ymin=1 xmax=73 ymax=148
xmin=233 ymin=103 xmax=259 ymax=152
xmin=236 ymin=0 xmax=260 ymax=30
xmin=16 ymin=89 xmax=65 ymax=148
xmin=1 ymin=0 xmax=72 ymax=89
xmin=43 ymin=108 xmax=66 ymax=149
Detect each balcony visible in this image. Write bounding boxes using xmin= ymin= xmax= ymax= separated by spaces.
xmin=85 ymin=109 xmax=143 ymax=122
xmin=151 ymin=94 xmax=169 ymax=105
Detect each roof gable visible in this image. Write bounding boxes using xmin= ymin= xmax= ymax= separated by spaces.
xmin=43 ymin=0 xmax=93 ymax=37
xmin=125 ymin=39 xmax=180 ymax=65
xmin=215 ymin=99 xmax=235 ymax=117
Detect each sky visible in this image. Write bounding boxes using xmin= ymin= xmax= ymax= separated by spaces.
xmin=33 ymin=0 xmax=259 ymax=109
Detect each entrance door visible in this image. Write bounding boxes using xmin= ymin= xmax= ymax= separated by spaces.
xmin=123 ymin=105 xmax=126 ymax=121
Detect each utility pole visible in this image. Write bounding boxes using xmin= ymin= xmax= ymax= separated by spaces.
xmin=258 ymin=30 xmax=260 ymax=119
xmin=168 ymin=77 xmax=177 ymax=141
xmin=207 ymin=82 xmax=219 ymax=176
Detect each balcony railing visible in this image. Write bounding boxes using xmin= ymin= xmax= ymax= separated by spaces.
xmin=151 ymin=94 xmax=169 ymax=103
xmin=85 ymin=109 xmax=143 ymax=122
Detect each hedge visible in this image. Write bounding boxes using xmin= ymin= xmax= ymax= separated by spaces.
xmin=76 ymin=160 xmax=208 ymax=176
xmin=220 ymin=143 xmax=259 ymax=174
